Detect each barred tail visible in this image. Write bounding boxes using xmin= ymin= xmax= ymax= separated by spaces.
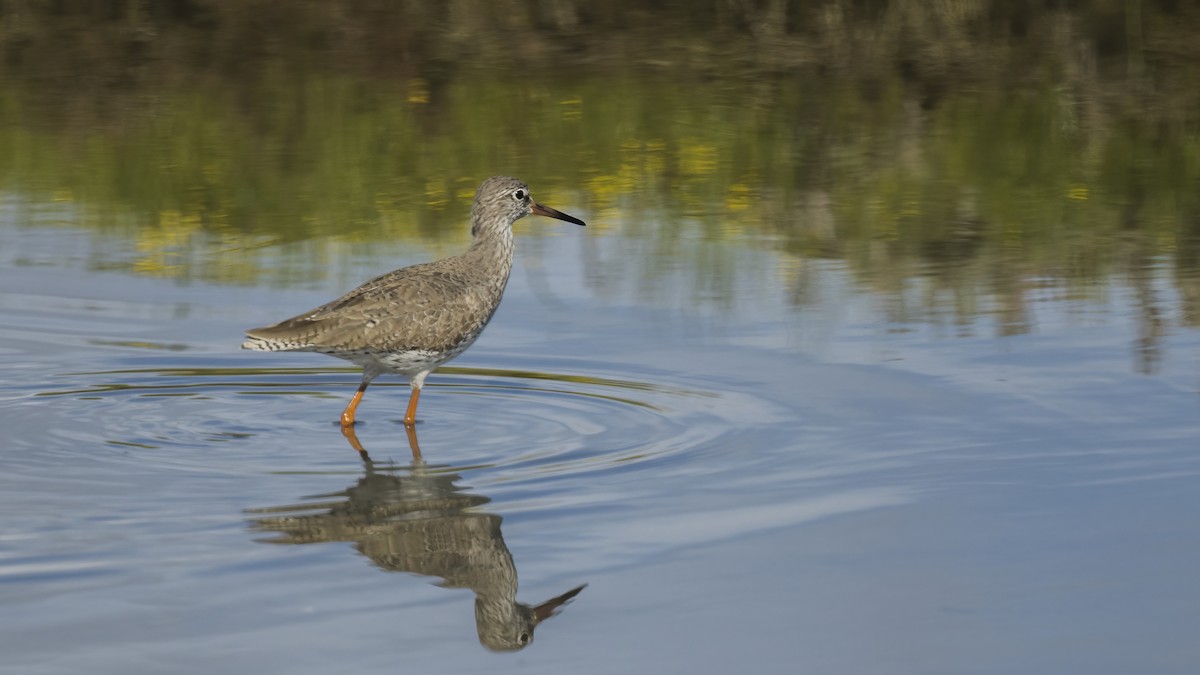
xmin=242 ymin=333 xmax=311 ymax=351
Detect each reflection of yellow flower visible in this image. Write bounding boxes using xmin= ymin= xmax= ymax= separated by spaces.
xmin=725 ymin=183 xmax=753 ymax=212
xmin=132 ymin=209 xmax=204 ymax=277
xmin=1068 ymin=184 xmax=1088 ymax=200
xmin=207 ymin=232 xmax=264 ymax=284
xmin=425 ymin=180 xmax=448 ymax=210
xmin=579 ymin=138 xmax=668 ymax=230
xmin=407 ymin=78 xmax=430 ymax=105
xmin=643 ymin=139 xmax=666 ymax=175
xmin=679 ymin=142 xmax=718 ymax=175
xmin=586 ymin=173 xmax=630 ymax=201
xmin=560 ymin=97 xmax=583 ymax=120
xmin=584 ymin=173 xmax=631 ymax=233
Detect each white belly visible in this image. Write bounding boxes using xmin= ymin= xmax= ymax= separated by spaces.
xmin=319 ymin=330 xmax=481 ymax=379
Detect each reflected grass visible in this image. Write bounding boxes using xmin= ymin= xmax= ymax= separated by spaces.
xmin=2 ymin=1 xmax=1199 ymax=334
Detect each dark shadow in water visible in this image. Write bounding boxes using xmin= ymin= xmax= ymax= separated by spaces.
xmin=244 ymin=426 xmax=585 ymax=652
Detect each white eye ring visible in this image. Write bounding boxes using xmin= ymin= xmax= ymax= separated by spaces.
xmin=514 ymin=190 xmax=526 ymax=201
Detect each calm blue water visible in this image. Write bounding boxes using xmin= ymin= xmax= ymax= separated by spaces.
xmin=2 ymin=210 xmax=1200 ymax=674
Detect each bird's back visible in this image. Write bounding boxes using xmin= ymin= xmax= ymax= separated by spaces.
xmin=242 ymin=254 xmax=509 ymax=356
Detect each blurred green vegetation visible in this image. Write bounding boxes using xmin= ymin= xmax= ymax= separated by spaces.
xmin=1 ymin=0 xmax=1199 ymax=335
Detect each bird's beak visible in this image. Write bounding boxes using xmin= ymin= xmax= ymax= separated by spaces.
xmin=532 ymin=584 xmax=587 ymax=624
xmin=531 ymin=201 xmax=586 ymax=227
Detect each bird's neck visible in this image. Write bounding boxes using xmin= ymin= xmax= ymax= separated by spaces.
xmin=464 ymin=220 xmax=515 ymax=285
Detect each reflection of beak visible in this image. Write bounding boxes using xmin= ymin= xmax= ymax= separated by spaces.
xmin=532 ymin=584 xmax=587 ymax=624
xmin=531 ymin=201 xmax=586 ymax=227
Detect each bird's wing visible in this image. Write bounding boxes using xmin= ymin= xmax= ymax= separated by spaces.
xmin=245 ymin=262 xmax=497 ymax=352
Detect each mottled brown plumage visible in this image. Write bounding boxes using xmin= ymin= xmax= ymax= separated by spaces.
xmin=243 ymin=176 xmax=585 ymax=427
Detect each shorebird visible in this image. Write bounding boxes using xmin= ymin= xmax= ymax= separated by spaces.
xmin=242 ymin=176 xmax=585 ymax=428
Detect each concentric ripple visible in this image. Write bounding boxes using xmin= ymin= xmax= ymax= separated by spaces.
xmin=26 ymin=357 xmax=785 ymax=496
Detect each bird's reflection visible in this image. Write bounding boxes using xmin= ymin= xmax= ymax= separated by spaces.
xmin=245 ymin=426 xmax=585 ymax=651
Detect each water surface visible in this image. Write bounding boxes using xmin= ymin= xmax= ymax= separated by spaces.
xmin=3 ymin=3 xmax=1200 ymax=674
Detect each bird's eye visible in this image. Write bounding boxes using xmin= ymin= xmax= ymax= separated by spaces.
xmin=518 ymin=632 xmax=530 ymax=645
xmin=514 ymin=190 xmax=526 ymax=201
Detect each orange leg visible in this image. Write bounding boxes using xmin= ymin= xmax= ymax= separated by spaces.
xmin=340 ymin=381 xmax=369 ymax=428
xmin=403 ymin=387 xmax=421 ymax=427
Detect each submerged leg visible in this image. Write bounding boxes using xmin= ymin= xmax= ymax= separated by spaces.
xmin=341 ymin=370 xmax=378 ymax=428
xmin=402 ymin=370 xmax=431 ymax=427
xmin=341 ymin=382 xmax=369 ymax=427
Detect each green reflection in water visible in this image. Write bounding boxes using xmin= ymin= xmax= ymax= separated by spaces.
xmin=2 ymin=2 xmax=1198 ymax=327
